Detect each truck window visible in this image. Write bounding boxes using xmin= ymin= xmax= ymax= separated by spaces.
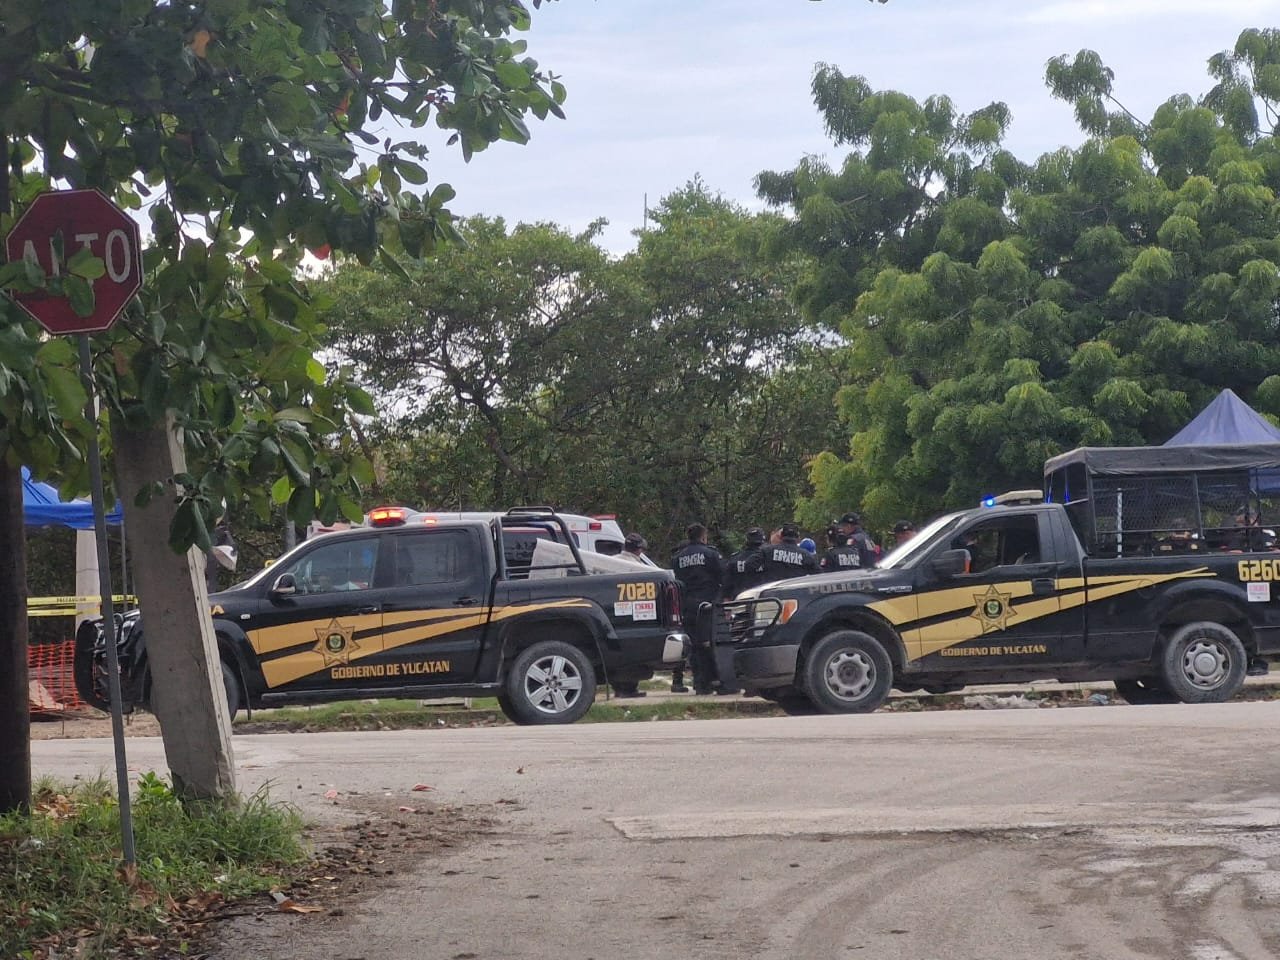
xmin=282 ymin=538 xmax=378 ymax=594
xmin=502 ymin=525 xmax=562 ymax=579
xmin=951 ymin=515 xmax=1040 ymax=574
xmin=392 ymin=531 xmax=469 ymax=586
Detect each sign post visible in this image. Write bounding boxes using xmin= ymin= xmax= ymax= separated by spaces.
xmin=5 ymin=190 xmax=142 ymax=864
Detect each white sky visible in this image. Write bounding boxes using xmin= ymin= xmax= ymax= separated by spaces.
xmin=424 ymin=0 xmax=1280 ymax=253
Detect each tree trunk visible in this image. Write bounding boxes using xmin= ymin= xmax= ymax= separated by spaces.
xmin=0 ymin=460 xmax=30 ymax=814
xmin=112 ymin=416 xmax=236 ymax=803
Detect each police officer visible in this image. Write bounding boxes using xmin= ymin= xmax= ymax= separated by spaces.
xmin=723 ymin=527 xmax=769 ymax=599
xmin=837 ymin=512 xmax=879 ymax=567
xmin=672 ymin=523 xmax=724 ymax=695
xmin=820 ymin=524 xmax=862 ymax=572
xmin=758 ymin=522 xmax=819 ymax=582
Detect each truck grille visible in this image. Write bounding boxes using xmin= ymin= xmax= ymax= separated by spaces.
xmin=716 ymin=599 xmax=782 ymax=644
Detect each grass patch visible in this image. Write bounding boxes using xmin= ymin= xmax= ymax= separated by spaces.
xmin=585 ymin=699 xmax=783 ymax=722
xmin=1 ymin=774 xmax=306 ymax=960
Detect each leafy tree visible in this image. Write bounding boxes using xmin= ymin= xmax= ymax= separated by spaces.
xmin=760 ymin=33 xmax=1280 ymax=534
xmin=319 ymin=183 xmax=840 ymax=555
xmin=321 ymin=215 xmax=639 ymax=505
xmin=0 ymin=0 xmax=562 ymax=809
xmin=598 ymin=182 xmax=840 ymax=549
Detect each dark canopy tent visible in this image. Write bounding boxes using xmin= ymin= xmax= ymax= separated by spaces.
xmin=1044 ymin=442 xmax=1280 ymax=480
xmin=21 ymin=466 xmax=122 ymax=528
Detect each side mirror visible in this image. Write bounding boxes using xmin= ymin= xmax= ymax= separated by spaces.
xmin=930 ymin=548 xmax=969 ymax=579
xmin=270 ymin=573 xmax=298 ymax=597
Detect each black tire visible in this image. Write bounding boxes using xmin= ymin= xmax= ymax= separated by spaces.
xmin=502 ymin=640 xmax=597 ymax=725
xmin=221 ymin=659 xmax=242 ymax=718
xmin=1113 ymin=677 xmax=1177 ymax=705
xmin=1159 ymin=621 xmax=1248 ymax=704
xmin=496 ymin=693 xmax=520 ymax=724
xmin=802 ymin=630 xmax=893 ymax=714
xmin=774 ymin=694 xmax=821 ymax=716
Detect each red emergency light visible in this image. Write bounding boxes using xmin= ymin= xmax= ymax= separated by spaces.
xmin=368 ymin=506 xmax=409 ymax=526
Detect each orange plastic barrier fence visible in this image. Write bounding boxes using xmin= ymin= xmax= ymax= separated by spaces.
xmin=28 ymin=640 xmax=87 ymax=715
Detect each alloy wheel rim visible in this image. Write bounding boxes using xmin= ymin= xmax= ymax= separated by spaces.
xmin=525 ymin=654 xmax=584 ymax=714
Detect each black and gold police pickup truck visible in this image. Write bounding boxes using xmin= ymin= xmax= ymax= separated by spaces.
xmin=722 ymin=442 xmax=1280 ymax=714
xmin=75 ymin=508 xmax=689 ymax=725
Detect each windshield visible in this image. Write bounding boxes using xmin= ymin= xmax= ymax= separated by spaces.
xmin=876 ymin=511 xmax=969 ymax=569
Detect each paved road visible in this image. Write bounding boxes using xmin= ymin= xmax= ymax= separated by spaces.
xmin=33 ymin=702 xmax=1280 ymax=959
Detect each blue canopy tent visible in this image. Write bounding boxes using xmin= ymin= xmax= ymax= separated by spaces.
xmin=21 ymin=466 xmax=123 ymax=528
xmin=23 ymin=467 xmax=130 ymax=619
xmin=1163 ymin=389 xmax=1280 ymax=495
xmin=1164 ymin=388 xmax=1280 ymax=446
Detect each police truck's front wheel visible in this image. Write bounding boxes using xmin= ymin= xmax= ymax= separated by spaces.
xmin=1159 ymin=621 xmax=1247 ymax=704
xmin=502 ymin=641 xmax=597 ymax=725
xmin=803 ymin=630 xmax=892 ymax=714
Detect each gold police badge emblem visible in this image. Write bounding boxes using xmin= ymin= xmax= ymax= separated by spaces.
xmin=313 ymin=618 xmax=360 ymax=666
xmin=971 ymin=584 xmax=1016 ymax=634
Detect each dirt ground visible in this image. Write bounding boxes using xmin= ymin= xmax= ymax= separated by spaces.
xmin=29 ymin=708 xmax=162 ymax=740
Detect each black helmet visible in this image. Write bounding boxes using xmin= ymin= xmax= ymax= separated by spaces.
xmin=839 ymin=512 xmax=861 ymax=527
xmin=744 ymin=527 xmax=766 ymax=546
xmin=780 ymin=522 xmax=801 ymax=541
xmin=624 ymin=532 xmax=648 ymax=551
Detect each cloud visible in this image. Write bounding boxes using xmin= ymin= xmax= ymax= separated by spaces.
xmin=1022 ymin=0 xmax=1274 ymax=24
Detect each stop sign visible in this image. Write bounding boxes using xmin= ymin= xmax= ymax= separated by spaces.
xmin=4 ymin=189 xmax=142 ymax=335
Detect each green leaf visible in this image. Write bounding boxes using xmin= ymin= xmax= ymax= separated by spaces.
xmin=43 ymin=365 xmax=88 ymax=420
xmin=494 ymin=61 xmax=529 ymax=88
xmin=346 ymin=387 xmax=376 ymax=417
xmin=65 ymin=276 xmax=95 ymax=317
xmin=377 ymin=247 xmax=412 ymax=282
xmin=212 ymin=385 xmax=237 ymax=429
xmin=279 ymin=435 xmax=313 ymax=484
xmin=273 ymin=406 xmax=315 ymax=424
xmin=270 ymin=474 xmax=293 ymax=505
xmin=67 ymin=246 xmax=106 ymax=281
xmin=287 ymin=484 xmax=315 ymax=526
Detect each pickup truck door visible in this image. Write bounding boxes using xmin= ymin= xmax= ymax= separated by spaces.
xmin=911 ymin=511 xmax=1069 ymax=668
xmin=249 ymin=535 xmax=387 ymax=692
xmin=376 ymin=528 xmax=493 ymax=683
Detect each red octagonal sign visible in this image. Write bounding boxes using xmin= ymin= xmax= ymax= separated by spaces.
xmin=5 ymin=189 xmax=142 ymax=335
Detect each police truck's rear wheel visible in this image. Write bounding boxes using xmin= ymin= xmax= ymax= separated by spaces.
xmin=503 ymin=640 xmax=597 ymax=725
xmin=1113 ymin=677 xmax=1177 ymax=705
xmin=803 ymin=630 xmax=892 ymax=714
xmin=221 ymin=659 xmax=242 ymax=719
xmin=1159 ymin=621 xmax=1247 ymax=704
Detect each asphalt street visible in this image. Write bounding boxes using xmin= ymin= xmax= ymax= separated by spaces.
xmin=32 ymin=702 xmax=1280 ymax=959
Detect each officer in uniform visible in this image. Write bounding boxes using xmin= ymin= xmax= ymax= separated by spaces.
xmin=723 ymin=527 xmax=769 ymax=599
xmin=837 ymin=512 xmax=879 ymax=567
xmin=672 ymin=523 xmax=724 ymax=695
xmin=758 ymin=522 xmax=819 ymax=582
xmin=820 ymin=524 xmax=862 ymax=572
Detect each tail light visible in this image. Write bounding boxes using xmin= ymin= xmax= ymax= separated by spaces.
xmin=662 ymin=581 xmax=683 ymax=626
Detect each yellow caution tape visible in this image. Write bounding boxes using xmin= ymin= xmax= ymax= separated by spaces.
xmin=28 ymin=595 xmax=137 ymax=606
